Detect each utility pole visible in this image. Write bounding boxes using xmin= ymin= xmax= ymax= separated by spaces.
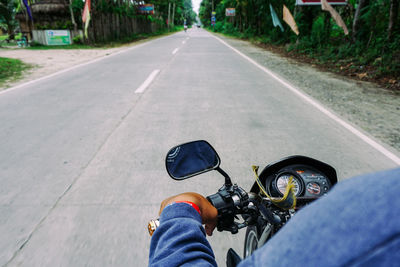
xmin=211 ymin=0 xmax=215 ymax=28
xmin=69 ymin=0 xmax=78 ymax=32
xmin=172 ymin=2 xmax=175 ymax=27
xmin=168 ymin=2 xmax=171 ymax=31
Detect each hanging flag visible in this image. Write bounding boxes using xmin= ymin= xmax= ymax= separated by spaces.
xmin=23 ymin=0 xmax=33 ymax=20
xmin=269 ymin=4 xmax=284 ymax=32
xmin=283 ymin=5 xmax=299 ymax=35
xmin=321 ymin=0 xmax=349 ymax=35
xmin=82 ymin=0 xmax=91 ymax=38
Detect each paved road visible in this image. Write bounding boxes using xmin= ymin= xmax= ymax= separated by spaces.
xmin=1 ymin=29 xmax=399 ymax=266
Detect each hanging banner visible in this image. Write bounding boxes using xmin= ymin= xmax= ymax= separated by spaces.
xmin=139 ymin=4 xmax=154 ymax=14
xmin=296 ymin=0 xmax=347 ymax=5
xmin=82 ymin=0 xmax=91 ymax=38
xmin=226 ymin=8 xmax=236 ymax=17
xmin=283 ymin=5 xmax=299 ymax=35
xmin=269 ymin=4 xmax=284 ymax=32
xmin=321 ymin=0 xmax=349 ymax=34
xmin=23 ymin=0 xmax=33 ymax=20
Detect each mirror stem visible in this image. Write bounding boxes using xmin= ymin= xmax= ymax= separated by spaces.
xmin=216 ymin=167 xmax=233 ymax=186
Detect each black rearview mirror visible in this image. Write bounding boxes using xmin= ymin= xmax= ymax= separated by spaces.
xmin=165 ymin=140 xmax=220 ymax=180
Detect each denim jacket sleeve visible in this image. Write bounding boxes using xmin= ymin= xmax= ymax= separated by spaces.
xmin=238 ymin=167 xmax=400 ymax=267
xmin=149 ymin=202 xmax=217 ymax=267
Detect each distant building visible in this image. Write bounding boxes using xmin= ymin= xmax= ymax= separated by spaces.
xmin=16 ymin=0 xmax=73 ymax=40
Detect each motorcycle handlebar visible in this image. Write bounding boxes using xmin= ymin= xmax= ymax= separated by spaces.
xmin=148 ymin=185 xmax=261 ymax=236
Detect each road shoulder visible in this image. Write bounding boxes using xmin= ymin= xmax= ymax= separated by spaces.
xmin=215 ymin=34 xmax=400 ymax=153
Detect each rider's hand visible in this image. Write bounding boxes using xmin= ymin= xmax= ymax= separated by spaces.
xmin=159 ymin=192 xmax=218 ymax=236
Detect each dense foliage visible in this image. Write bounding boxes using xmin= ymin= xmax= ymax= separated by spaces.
xmin=77 ymin=0 xmax=197 ymax=27
xmin=199 ymin=0 xmax=400 ymax=83
xmin=1 ymin=0 xmax=196 ymax=35
xmin=0 ymin=0 xmax=18 ymax=38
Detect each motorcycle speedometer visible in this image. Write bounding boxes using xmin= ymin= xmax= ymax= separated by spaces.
xmin=275 ymin=173 xmax=302 ymax=196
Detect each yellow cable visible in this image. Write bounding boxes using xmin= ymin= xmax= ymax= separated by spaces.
xmin=252 ymin=165 xmax=296 ymax=210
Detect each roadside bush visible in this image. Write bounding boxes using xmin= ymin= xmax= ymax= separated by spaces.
xmin=310 ymin=16 xmax=325 ymax=48
xmin=29 ymin=41 xmax=43 ymax=47
xmin=243 ymin=27 xmax=256 ymax=38
xmin=214 ymin=21 xmax=224 ymax=32
xmin=223 ymin=22 xmax=236 ymax=35
xmin=73 ymin=35 xmax=83 ymax=44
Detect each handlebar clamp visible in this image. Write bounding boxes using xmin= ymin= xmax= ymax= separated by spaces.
xmin=207 ymin=184 xmax=249 ymax=234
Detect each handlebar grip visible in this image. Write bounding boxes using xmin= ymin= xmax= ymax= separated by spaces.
xmin=148 ymin=219 xmax=160 ymax=236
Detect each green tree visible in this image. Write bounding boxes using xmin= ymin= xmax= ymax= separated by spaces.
xmin=183 ymin=0 xmax=197 ymax=25
xmin=198 ymin=0 xmax=400 ymax=79
xmin=0 ymin=0 xmax=18 ymax=39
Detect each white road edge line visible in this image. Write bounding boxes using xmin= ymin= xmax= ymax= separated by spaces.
xmin=0 ymin=34 xmax=177 ymax=97
xmin=135 ymin=69 xmax=160 ymax=94
xmin=172 ymin=48 xmax=179 ymax=54
xmin=213 ymin=35 xmax=400 ymax=166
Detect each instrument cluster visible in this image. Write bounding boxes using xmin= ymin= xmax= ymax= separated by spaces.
xmin=265 ymin=164 xmax=332 ymax=198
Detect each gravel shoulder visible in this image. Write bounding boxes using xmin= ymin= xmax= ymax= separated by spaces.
xmin=217 ymin=34 xmax=400 ymax=154
xmin=0 ymin=45 xmax=130 ymax=89
xmin=1 ymin=34 xmax=399 ymax=154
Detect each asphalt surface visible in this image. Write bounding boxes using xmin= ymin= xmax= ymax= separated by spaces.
xmin=1 ymin=28 xmax=399 ymax=266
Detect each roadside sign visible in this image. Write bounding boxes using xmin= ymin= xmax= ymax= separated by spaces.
xmin=226 ymin=8 xmax=235 ymax=16
xmin=139 ymin=4 xmax=154 ymax=14
xmin=211 ymin=11 xmax=216 ymax=26
xmin=296 ymin=0 xmax=347 ymax=5
xmin=45 ymin=30 xmax=71 ymax=45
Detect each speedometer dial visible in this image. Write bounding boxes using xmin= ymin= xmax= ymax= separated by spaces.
xmin=275 ymin=174 xmax=302 ymax=196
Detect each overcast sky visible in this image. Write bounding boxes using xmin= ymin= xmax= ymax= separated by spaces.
xmin=192 ymin=0 xmax=201 ymax=14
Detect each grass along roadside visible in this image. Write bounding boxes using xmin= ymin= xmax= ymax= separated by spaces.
xmin=27 ymin=43 xmax=93 ymax=50
xmin=0 ymin=57 xmax=32 ymax=88
xmin=0 ymin=33 xmax=22 ymax=41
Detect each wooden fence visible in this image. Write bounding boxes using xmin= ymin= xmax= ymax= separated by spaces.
xmin=87 ymin=12 xmax=164 ymax=43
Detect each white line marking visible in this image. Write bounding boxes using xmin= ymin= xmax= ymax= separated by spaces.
xmin=135 ymin=69 xmax=160 ymax=94
xmin=0 ymin=33 xmax=177 ymax=97
xmin=172 ymin=48 xmax=179 ymax=54
xmin=213 ymin=35 xmax=400 ymax=166
xmin=182 ymin=40 xmax=186 ymax=44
